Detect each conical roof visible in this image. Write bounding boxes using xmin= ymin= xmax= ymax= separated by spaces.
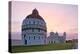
xmin=26 ymin=8 xmax=45 ymax=21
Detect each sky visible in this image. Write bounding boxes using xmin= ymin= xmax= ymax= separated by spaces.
xmin=11 ymin=1 xmax=78 ymax=40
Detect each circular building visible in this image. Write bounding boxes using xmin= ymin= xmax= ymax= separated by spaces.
xmin=22 ymin=8 xmax=47 ymax=45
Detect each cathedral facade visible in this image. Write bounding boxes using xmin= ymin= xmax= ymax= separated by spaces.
xmin=22 ymin=9 xmax=47 ymax=45
xmin=47 ymin=32 xmax=66 ymax=44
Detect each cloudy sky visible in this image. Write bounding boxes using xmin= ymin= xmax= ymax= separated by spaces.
xmin=11 ymin=1 xmax=78 ymax=40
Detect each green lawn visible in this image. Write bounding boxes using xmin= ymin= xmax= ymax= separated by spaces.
xmin=11 ymin=43 xmax=77 ymax=53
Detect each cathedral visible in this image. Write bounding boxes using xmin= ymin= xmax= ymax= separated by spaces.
xmin=47 ymin=32 xmax=66 ymax=44
xmin=22 ymin=8 xmax=47 ymax=45
xmin=22 ymin=8 xmax=66 ymax=46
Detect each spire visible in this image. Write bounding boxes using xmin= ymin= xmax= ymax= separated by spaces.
xmin=32 ymin=8 xmax=39 ymax=15
xmin=55 ymin=32 xmax=58 ymax=36
xmin=50 ymin=32 xmax=54 ymax=35
xmin=63 ymin=32 xmax=66 ymax=36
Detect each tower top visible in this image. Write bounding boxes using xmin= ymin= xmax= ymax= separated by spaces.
xmin=63 ymin=32 xmax=66 ymax=36
xmin=55 ymin=32 xmax=58 ymax=36
xmin=32 ymin=8 xmax=39 ymax=15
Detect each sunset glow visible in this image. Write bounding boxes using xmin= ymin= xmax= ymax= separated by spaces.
xmin=11 ymin=1 xmax=78 ymax=40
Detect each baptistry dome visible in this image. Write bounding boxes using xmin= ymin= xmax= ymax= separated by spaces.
xmin=22 ymin=8 xmax=47 ymax=32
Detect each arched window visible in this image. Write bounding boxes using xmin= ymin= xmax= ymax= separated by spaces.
xmin=25 ymin=40 xmax=27 ymax=44
xmin=29 ymin=36 xmax=30 ymax=40
xmin=29 ymin=21 xmax=31 ymax=24
xmin=34 ymin=36 xmax=35 ymax=40
xmin=24 ymin=34 xmax=26 ymax=38
xmin=39 ymin=36 xmax=40 ymax=39
xmin=51 ymin=41 xmax=53 ymax=43
xmin=38 ymin=29 xmax=40 ymax=32
xmin=33 ymin=21 xmax=35 ymax=24
xmin=32 ymin=29 xmax=34 ymax=32
xmin=41 ymin=22 xmax=43 ymax=25
xmin=49 ymin=41 xmax=50 ymax=43
xmin=54 ymin=41 xmax=55 ymax=43
xmin=37 ymin=21 xmax=39 ymax=24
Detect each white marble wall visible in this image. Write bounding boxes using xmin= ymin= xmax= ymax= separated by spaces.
xmin=22 ymin=18 xmax=47 ymax=45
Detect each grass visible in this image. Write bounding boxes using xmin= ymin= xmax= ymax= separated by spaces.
xmin=11 ymin=43 xmax=77 ymax=53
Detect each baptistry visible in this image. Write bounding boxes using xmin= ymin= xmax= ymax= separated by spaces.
xmin=22 ymin=8 xmax=47 ymax=45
